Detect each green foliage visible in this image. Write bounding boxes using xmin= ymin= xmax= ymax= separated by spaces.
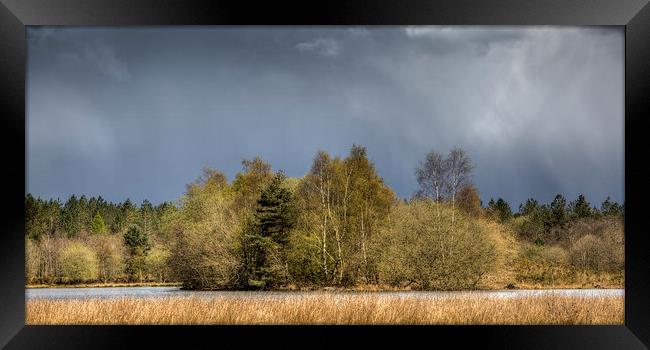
xmin=285 ymin=228 xmax=325 ymax=285
xmin=255 ymin=172 xmax=296 ymax=246
xmin=232 ymin=157 xmax=273 ymax=211
xmin=487 ymin=198 xmax=512 ymax=223
xmin=168 ymin=169 xmax=240 ymax=289
xmin=550 ymin=194 xmax=567 ymax=227
xmin=58 ymin=241 xmax=99 ymax=283
xmin=91 ymin=234 xmax=125 ymax=282
xmin=90 ymin=212 xmax=107 ymax=234
xmin=123 ymin=225 xmax=151 ymax=281
xmin=145 ymin=246 xmax=171 ymax=282
xmin=294 ymin=146 xmax=396 ymax=286
xmin=600 ymin=197 xmax=624 ymax=218
xmin=518 ymin=198 xmax=539 ymax=216
xmin=25 ymin=237 xmax=40 ymax=284
xmin=24 ymin=145 xmax=624 ymax=290
xmin=123 ymin=225 xmax=151 ymax=256
xmin=569 ymin=194 xmax=592 ymax=219
xmin=240 ymin=172 xmax=296 ymax=289
xmin=377 ymin=200 xmax=497 ymax=290
xmin=61 ymin=195 xmax=83 ymax=237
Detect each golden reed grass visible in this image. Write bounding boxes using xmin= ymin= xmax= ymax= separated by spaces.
xmin=26 ymin=294 xmax=623 ymax=325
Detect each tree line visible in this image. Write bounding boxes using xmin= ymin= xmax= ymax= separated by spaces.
xmin=25 ymin=145 xmax=624 ymax=290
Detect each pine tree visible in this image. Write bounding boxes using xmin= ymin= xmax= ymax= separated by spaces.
xmin=242 ymin=172 xmax=296 ymax=289
xmin=519 ymin=198 xmax=539 ymax=216
xmin=550 ymin=194 xmax=567 ymax=227
xmin=601 ymin=197 xmax=623 ymax=217
xmin=123 ymin=225 xmax=151 ymax=255
xmin=255 ymin=172 xmax=296 ymax=246
xmin=90 ymin=212 xmax=107 ymax=234
xmin=570 ymin=194 xmax=592 ymax=219
xmin=62 ymin=195 xmax=82 ymax=237
xmin=494 ymin=198 xmax=512 ymax=223
xmin=123 ymin=225 xmax=151 ymax=281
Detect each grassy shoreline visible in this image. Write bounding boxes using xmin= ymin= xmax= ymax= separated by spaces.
xmin=26 ymin=294 xmax=624 ymax=325
xmin=25 ymin=282 xmax=182 ymax=289
xmin=25 ymin=281 xmax=623 ymax=290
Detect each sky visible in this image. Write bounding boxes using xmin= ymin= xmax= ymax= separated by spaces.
xmin=26 ymin=26 xmax=624 ymax=208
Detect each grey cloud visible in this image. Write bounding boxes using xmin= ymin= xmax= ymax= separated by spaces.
xmin=27 ymin=27 xmax=623 ymax=208
xmin=29 ymin=27 xmax=130 ymax=81
xmin=295 ymin=37 xmax=342 ymax=57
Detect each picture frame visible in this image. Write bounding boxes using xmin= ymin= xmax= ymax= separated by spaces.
xmin=1 ymin=0 xmax=648 ymax=348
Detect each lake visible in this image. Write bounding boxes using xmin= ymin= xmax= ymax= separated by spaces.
xmin=25 ymin=287 xmax=624 ymax=300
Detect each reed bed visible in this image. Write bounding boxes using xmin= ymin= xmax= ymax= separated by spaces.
xmin=26 ymin=294 xmax=623 ymax=325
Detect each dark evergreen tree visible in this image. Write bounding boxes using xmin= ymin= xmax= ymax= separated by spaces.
xmin=570 ymin=194 xmax=592 ymax=219
xmin=61 ymin=195 xmax=82 ymax=237
xmin=241 ymin=172 xmax=296 ymax=289
xmin=494 ymin=198 xmax=512 ymax=223
xmin=123 ymin=224 xmax=151 ymax=255
xmin=123 ymin=224 xmax=151 ymax=281
xmin=140 ymin=199 xmax=155 ymax=237
xmin=550 ymin=194 xmax=567 ymax=227
xmin=518 ymin=198 xmax=539 ymax=216
xmin=255 ymin=172 xmax=296 ymax=246
xmin=485 ymin=197 xmax=512 ymax=223
xmin=601 ymin=197 xmax=624 ymax=218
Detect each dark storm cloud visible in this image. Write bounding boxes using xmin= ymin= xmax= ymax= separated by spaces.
xmin=27 ymin=26 xmax=624 ymax=208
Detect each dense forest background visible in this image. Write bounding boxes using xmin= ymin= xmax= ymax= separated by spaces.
xmin=25 ymin=145 xmax=624 ymax=290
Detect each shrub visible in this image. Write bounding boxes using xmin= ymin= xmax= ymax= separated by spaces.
xmin=569 ymin=229 xmax=624 ymax=272
xmin=520 ymin=243 xmax=568 ymax=265
xmin=377 ymin=200 xmax=497 ymax=290
xmin=169 ymin=175 xmax=241 ymax=289
xmin=58 ymin=241 xmax=99 ymax=283
xmin=26 ymin=238 xmax=41 ymax=284
xmin=91 ymin=234 xmax=125 ymax=282
xmin=145 ymin=245 xmax=171 ymax=282
xmin=285 ymin=228 xmax=325 ymax=285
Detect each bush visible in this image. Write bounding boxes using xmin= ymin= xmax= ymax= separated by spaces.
xmin=145 ymin=245 xmax=171 ymax=282
xmin=58 ymin=241 xmax=99 ymax=283
xmin=520 ymin=243 xmax=568 ymax=265
xmin=169 ymin=177 xmax=241 ymax=289
xmin=569 ymin=230 xmax=623 ymax=272
xmin=171 ymin=224 xmax=240 ymax=289
xmin=285 ymin=228 xmax=325 ymax=285
xmin=26 ymin=238 xmax=41 ymax=284
xmin=512 ymin=214 xmax=547 ymax=242
xmin=91 ymin=234 xmax=125 ymax=282
xmin=377 ymin=200 xmax=497 ymax=290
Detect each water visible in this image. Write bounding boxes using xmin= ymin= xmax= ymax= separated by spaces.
xmin=25 ymin=286 xmax=624 ymax=300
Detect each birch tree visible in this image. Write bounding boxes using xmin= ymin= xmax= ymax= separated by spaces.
xmin=445 ymin=147 xmax=473 ymax=224
xmin=415 ymin=150 xmax=449 ymax=221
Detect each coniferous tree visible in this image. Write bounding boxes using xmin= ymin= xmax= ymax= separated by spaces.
xmin=256 ymin=172 xmax=296 ymax=246
xmin=518 ymin=198 xmax=540 ymax=216
xmin=494 ymin=198 xmax=512 ymax=223
xmin=550 ymin=194 xmax=567 ymax=227
xmin=570 ymin=194 xmax=592 ymax=219
xmin=62 ymin=195 xmax=82 ymax=237
xmin=123 ymin=225 xmax=151 ymax=281
xmin=601 ymin=197 xmax=623 ymax=218
xmin=90 ymin=212 xmax=107 ymax=234
xmin=242 ymin=172 xmax=296 ymax=289
xmin=140 ymin=199 xmax=155 ymax=237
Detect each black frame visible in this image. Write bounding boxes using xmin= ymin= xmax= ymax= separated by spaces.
xmin=1 ymin=0 xmax=649 ymax=348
